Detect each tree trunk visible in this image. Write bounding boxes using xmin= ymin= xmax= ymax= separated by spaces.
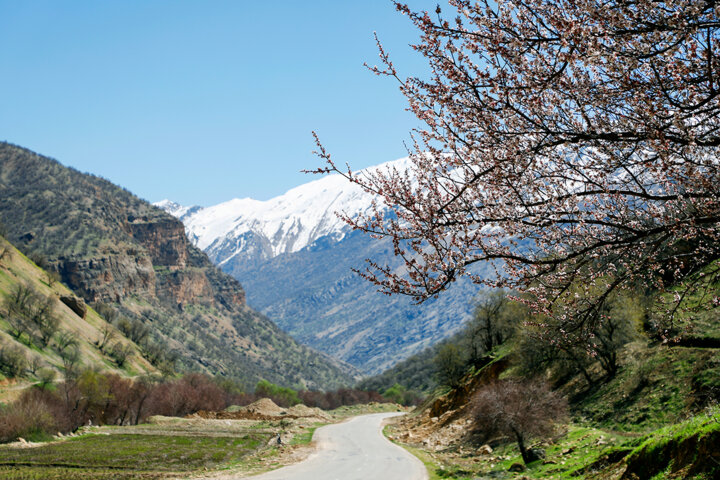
xmin=512 ymin=428 xmax=531 ymax=465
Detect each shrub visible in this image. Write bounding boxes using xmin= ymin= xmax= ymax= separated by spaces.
xmin=0 ymin=393 xmax=57 ymax=443
xmin=472 ymin=378 xmax=568 ymax=465
xmin=0 ymin=344 xmax=27 ymax=378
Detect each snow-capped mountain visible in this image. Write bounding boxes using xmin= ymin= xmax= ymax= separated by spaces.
xmin=156 ymin=157 xmax=481 ymax=374
xmin=157 ymin=158 xmax=407 ymax=270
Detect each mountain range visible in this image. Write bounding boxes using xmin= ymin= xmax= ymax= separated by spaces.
xmin=158 ymin=159 xmax=485 ymax=374
xmin=0 ymin=142 xmax=354 ymax=389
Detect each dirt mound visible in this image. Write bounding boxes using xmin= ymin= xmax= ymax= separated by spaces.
xmin=191 ymin=410 xmax=297 ymax=421
xmin=286 ymin=404 xmax=330 ymax=420
xmin=191 ymin=399 xmax=330 ymax=421
xmin=243 ymin=398 xmax=286 ymax=416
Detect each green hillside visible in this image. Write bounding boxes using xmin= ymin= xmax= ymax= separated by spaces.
xmin=0 ymin=142 xmax=355 ymax=390
xmin=0 ymin=235 xmax=157 ymax=398
xmin=377 ymin=270 xmax=720 ymax=478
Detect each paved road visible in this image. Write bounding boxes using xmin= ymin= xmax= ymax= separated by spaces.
xmin=243 ymin=412 xmax=427 ymax=480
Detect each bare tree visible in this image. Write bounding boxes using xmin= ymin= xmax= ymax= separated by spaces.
xmin=28 ymin=355 xmax=44 ymax=375
xmin=4 ymin=284 xmax=36 ymax=340
xmin=96 ymin=323 xmax=117 ymax=353
xmin=45 ymin=270 xmax=60 ymax=288
xmin=55 ymin=330 xmax=79 ymax=354
xmin=472 ymin=378 xmax=567 ymax=464
xmin=312 ymin=0 xmax=720 ymax=342
xmin=60 ymin=346 xmax=81 ymax=379
xmin=0 ymin=243 xmax=11 ymax=266
xmin=35 ymin=309 xmax=60 ymax=347
xmin=110 ymin=342 xmax=133 ymax=367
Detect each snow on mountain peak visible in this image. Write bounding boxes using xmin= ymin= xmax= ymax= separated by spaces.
xmin=156 ymin=157 xmax=409 ymax=259
xmin=154 ymin=199 xmax=198 ymax=219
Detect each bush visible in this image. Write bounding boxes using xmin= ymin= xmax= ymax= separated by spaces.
xmin=0 ymin=344 xmax=27 ymax=378
xmin=0 ymin=393 xmax=57 ymax=443
xmin=255 ymin=380 xmax=300 ymax=407
xmin=382 ymin=384 xmax=423 ymax=406
xmin=472 ymin=378 xmax=568 ymax=464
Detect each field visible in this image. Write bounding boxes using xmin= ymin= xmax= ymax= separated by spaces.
xmin=0 ymin=402 xmax=405 ymax=479
xmin=0 ymin=432 xmax=265 ymax=479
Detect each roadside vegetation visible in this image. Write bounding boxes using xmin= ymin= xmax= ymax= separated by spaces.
xmin=376 ymin=270 xmax=720 ymax=478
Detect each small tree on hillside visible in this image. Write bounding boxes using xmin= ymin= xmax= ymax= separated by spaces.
xmin=434 ymin=342 xmax=466 ymax=388
xmin=466 ymin=290 xmax=526 ymax=366
xmin=4 ymin=284 xmax=37 ymax=340
xmin=0 ymin=243 xmax=11 ymax=266
xmin=0 ymin=343 xmax=27 ymax=378
xmin=472 ymin=379 xmax=567 ymax=465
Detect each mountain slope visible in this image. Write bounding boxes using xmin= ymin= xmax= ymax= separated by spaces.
xmin=0 ymin=235 xmax=157 ymax=389
xmin=158 ymin=160 xmax=485 ymax=374
xmin=0 ymin=142 xmax=355 ymax=389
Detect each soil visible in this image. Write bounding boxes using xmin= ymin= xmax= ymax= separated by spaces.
xmin=190 ymin=398 xmax=330 ymax=422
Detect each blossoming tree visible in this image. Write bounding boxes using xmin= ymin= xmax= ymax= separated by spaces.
xmin=312 ymin=0 xmax=720 ymax=340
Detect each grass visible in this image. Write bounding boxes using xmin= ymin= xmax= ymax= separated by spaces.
xmin=617 ymin=408 xmax=720 ymax=479
xmin=288 ymin=425 xmax=320 ymax=446
xmin=570 ymin=341 xmax=719 ymax=432
xmin=0 ymin=432 xmax=268 ymax=479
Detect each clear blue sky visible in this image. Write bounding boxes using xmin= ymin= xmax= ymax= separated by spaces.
xmin=0 ymin=1 xmax=437 ymax=206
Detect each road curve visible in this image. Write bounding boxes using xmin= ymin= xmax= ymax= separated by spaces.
xmin=242 ymin=412 xmax=427 ymax=480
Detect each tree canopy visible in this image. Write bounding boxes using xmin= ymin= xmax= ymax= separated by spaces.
xmin=313 ymin=0 xmax=720 ymax=340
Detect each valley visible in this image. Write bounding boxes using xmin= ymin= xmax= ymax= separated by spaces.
xmin=157 ymin=163 xmax=488 ymax=374
xmin=0 ymin=142 xmax=354 ymax=390
xmin=1 ymin=1 xmax=719 ymax=478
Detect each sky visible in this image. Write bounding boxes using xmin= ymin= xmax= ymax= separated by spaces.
xmin=0 ymin=1 xmax=440 ymax=206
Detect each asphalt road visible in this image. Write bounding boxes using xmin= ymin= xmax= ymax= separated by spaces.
xmin=243 ymin=412 xmax=428 ymax=480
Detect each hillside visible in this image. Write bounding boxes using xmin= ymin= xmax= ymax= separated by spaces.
xmin=0 ymin=142 xmax=355 ymax=390
xmin=0 ymin=235 xmax=157 ymax=397
xmin=158 ymin=162 xmax=492 ymax=374
xmin=378 ymin=272 xmax=720 ymax=478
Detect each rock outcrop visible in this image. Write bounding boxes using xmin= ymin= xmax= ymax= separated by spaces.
xmin=57 ymin=254 xmax=156 ymax=303
xmin=59 ymin=295 xmax=87 ymax=318
xmin=127 ymin=216 xmax=188 ymax=268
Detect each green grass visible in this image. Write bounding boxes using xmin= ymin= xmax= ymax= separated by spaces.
xmin=387 ymin=410 xmax=720 ymax=480
xmin=289 ymin=425 xmax=320 ymax=446
xmin=572 ymin=342 xmax=718 ymax=432
xmin=618 ymin=409 xmax=720 ymax=479
xmin=0 ymin=432 xmax=268 ymax=479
